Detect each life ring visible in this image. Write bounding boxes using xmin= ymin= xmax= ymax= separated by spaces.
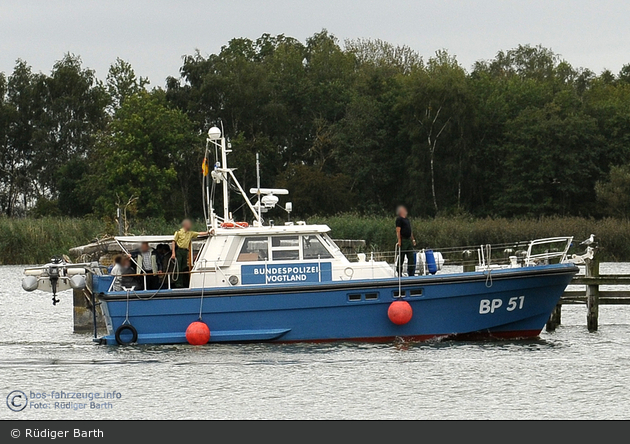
xmin=221 ymin=222 xmax=249 ymax=228
xmin=115 ymin=324 xmax=138 ymax=345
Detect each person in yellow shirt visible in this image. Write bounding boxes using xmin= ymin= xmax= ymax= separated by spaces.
xmin=171 ymin=219 xmax=208 ymax=287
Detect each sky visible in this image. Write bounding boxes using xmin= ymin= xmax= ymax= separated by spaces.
xmin=1 ymin=0 xmax=629 ymax=86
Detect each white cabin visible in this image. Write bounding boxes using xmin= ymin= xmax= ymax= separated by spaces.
xmin=189 ymin=224 xmax=393 ymax=288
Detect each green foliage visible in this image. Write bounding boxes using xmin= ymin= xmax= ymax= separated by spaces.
xmin=0 ymin=56 xmax=108 ymax=216
xmin=496 ymin=101 xmax=602 ymax=216
xmin=2 ymin=36 xmax=630 ymax=222
xmin=596 ymin=164 xmax=630 ymax=217
xmin=277 ymin=164 xmax=354 ymax=216
xmin=84 ymin=91 xmax=200 ymax=219
xmin=106 ymin=58 xmax=150 ymax=109
xmin=0 ymin=217 xmax=106 ymax=264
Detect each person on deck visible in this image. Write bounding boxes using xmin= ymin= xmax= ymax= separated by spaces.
xmin=110 ymin=255 xmax=123 ymax=291
xmin=130 ymin=242 xmax=158 ymax=290
xmin=155 ymin=244 xmax=172 ymax=273
xmin=171 ymin=219 xmax=209 ymax=288
xmin=155 ymin=244 xmax=173 ymax=287
xmin=119 ymin=255 xmax=139 ymax=290
xmin=395 ymin=205 xmax=416 ymax=277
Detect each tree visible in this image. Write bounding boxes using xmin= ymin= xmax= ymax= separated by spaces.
xmin=345 ymin=38 xmax=422 ymax=74
xmin=277 ymin=164 xmax=354 ymax=217
xmin=34 ymin=55 xmax=109 ymax=203
xmin=335 ymin=40 xmax=421 ymax=213
xmin=496 ymin=101 xmax=603 ymax=216
xmin=3 ymin=37 xmax=630 ymax=221
xmin=596 ymin=164 xmax=630 ymax=217
xmin=106 ymin=58 xmax=149 ymax=110
xmin=85 ymin=91 xmax=200 ymax=220
xmin=0 ymin=61 xmax=44 ymax=215
xmin=398 ymin=51 xmax=470 ymax=215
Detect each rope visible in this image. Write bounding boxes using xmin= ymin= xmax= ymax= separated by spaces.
xmin=131 ymin=257 xmax=178 ymax=301
xmin=396 ymin=244 xmax=402 ymax=298
xmin=485 ymin=269 xmax=493 ymax=288
xmin=171 ymin=255 xmax=180 ymax=283
xmin=198 ymin=260 xmax=206 ymax=321
xmin=123 ymin=289 xmax=131 ymax=325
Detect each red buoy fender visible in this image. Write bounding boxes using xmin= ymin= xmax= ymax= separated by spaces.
xmin=388 ymin=301 xmax=413 ymax=325
xmin=186 ymin=321 xmax=211 ymax=345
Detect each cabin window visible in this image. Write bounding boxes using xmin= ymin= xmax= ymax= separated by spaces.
xmin=272 ymin=236 xmax=299 ymax=248
xmin=348 ymin=294 xmax=361 ymax=302
xmin=271 ymin=236 xmax=300 ymax=261
xmin=237 ymin=237 xmax=269 ymax=262
xmin=365 ymin=292 xmax=379 ymax=300
xmin=303 ymin=235 xmax=333 ymax=260
xmin=320 ymin=234 xmax=340 ymax=251
xmin=272 ymin=250 xmax=300 ymax=261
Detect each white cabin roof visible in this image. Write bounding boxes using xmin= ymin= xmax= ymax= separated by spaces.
xmin=114 ymin=235 xmax=179 ymax=243
xmin=213 ymin=224 xmax=331 ymax=236
xmin=113 ymin=224 xmax=331 ymax=243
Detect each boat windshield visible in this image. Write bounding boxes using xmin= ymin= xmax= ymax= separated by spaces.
xmin=303 ymin=235 xmax=333 ymax=259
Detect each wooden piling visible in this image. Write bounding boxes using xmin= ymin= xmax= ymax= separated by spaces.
xmin=73 ymin=287 xmax=106 ymax=333
xmin=546 ymin=303 xmax=562 ymax=331
xmin=585 ymin=256 xmax=600 ymax=332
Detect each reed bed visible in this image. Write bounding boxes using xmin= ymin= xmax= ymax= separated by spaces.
xmin=2 ymin=215 xmax=629 ymax=265
xmin=0 ymin=217 xmax=204 ymax=265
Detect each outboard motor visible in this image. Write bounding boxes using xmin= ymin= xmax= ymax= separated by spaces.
xmin=48 ymin=257 xmax=63 ymax=305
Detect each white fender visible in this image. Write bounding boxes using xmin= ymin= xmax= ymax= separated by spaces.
xmin=24 ymin=269 xmax=44 ymax=276
xmin=22 ymin=276 xmax=39 ymax=291
xmin=69 ymin=275 xmax=86 ymax=290
xmin=67 ymin=268 xmax=86 ymax=276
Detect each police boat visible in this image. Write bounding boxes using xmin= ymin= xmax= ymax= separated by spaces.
xmin=23 ymin=126 xmax=588 ymax=345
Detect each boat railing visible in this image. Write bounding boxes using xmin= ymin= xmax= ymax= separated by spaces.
xmin=351 ymin=236 xmax=576 ymax=269
xmin=523 ymin=236 xmax=573 ymax=266
xmin=101 ymin=236 xmax=577 ymax=291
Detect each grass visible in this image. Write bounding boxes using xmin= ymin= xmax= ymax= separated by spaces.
xmin=2 ymin=215 xmax=629 ymax=265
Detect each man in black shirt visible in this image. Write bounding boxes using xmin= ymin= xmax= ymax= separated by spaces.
xmin=395 ymin=205 xmax=416 ymax=276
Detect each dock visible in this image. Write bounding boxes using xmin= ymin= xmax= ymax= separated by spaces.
xmin=546 ymin=257 xmax=630 ymax=332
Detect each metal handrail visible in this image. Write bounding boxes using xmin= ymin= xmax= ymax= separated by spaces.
xmin=524 ymin=236 xmax=573 ymax=265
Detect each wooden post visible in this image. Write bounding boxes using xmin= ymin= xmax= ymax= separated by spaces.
xmin=73 ymin=287 xmax=106 ymax=333
xmin=585 ymin=256 xmax=600 ymax=332
xmin=546 ymin=303 xmax=562 ymax=331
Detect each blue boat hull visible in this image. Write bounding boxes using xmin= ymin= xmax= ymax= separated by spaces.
xmin=94 ymin=263 xmax=578 ymax=345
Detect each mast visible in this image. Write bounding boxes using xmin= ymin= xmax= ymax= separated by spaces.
xmin=204 ymin=125 xmax=270 ymax=227
xmin=256 ymin=153 xmax=262 ymax=223
xmin=204 ymin=137 xmax=214 ymax=231
xmin=220 ymin=135 xmax=230 ymax=221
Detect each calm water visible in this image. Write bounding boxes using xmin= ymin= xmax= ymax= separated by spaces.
xmin=1 ymin=264 xmax=630 ymax=420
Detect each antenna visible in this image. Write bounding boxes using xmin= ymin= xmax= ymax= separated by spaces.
xmin=203 ymin=123 xmax=265 ymax=227
xmin=256 ymin=153 xmax=262 ymax=223
xmin=220 ymin=133 xmax=229 ymax=221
